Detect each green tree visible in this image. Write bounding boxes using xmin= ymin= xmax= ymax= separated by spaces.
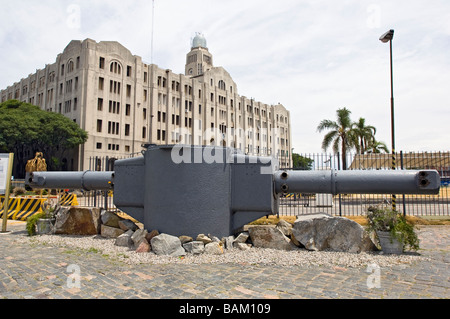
xmin=0 ymin=100 xmax=88 ymax=177
xmin=351 ymin=117 xmax=376 ymax=154
xmin=292 ymin=153 xmax=314 ymax=170
xmin=366 ymin=140 xmax=389 ymax=154
xmin=317 ymin=107 xmax=355 ymax=169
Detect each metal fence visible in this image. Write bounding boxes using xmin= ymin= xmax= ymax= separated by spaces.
xmin=279 ymin=151 xmax=450 ymax=217
xmin=80 ymin=155 xmax=135 ymax=212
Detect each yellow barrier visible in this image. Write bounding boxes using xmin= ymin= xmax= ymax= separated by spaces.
xmin=0 ymin=196 xmax=45 ymax=221
xmin=0 ymin=193 xmax=78 ymax=221
xmin=59 ymin=194 xmax=78 ymax=206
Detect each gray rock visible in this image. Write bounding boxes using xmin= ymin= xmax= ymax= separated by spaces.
xmin=183 ymin=241 xmax=205 ymax=254
xmin=131 ymin=229 xmax=148 ymax=249
xmin=196 ymin=234 xmax=212 ymax=244
xmin=101 ymin=211 xmax=123 ymax=228
xmin=115 ymin=230 xmax=134 ymax=247
xmin=234 ymin=232 xmax=249 ymax=244
xmin=235 ymin=243 xmax=251 ymax=251
xmin=101 ymin=224 xmax=125 ymax=238
xmin=53 ymin=207 xmax=101 ymax=235
xmin=179 ymin=235 xmax=193 ymax=244
xmin=204 ymin=242 xmax=224 ymax=255
xmin=151 ymin=233 xmax=186 ymax=256
xmin=248 ymin=226 xmax=295 ymax=251
xmin=118 ymin=219 xmax=139 ymax=231
xmin=224 ymin=236 xmax=235 ymax=250
xmin=292 ymin=214 xmax=377 ymax=253
xmin=276 ymin=219 xmax=293 ymax=237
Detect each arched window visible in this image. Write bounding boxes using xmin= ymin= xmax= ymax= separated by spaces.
xmin=110 ymin=61 xmax=122 ymax=75
xmin=218 ymin=80 xmax=226 ymax=90
xmin=67 ymin=60 xmax=74 ymax=73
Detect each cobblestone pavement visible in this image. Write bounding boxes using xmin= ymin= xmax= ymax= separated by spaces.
xmin=0 ymin=221 xmax=448 ymax=300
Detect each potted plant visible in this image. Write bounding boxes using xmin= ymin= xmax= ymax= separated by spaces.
xmin=366 ymin=205 xmax=419 ymax=254
xmin=26 ymin=201 xmax=58 ymax=236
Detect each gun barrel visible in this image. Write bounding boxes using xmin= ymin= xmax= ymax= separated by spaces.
xmin=27 ymin=171 xmax=114 ymax=191
xmin=274 ymin=169 xmax=440 ymax=195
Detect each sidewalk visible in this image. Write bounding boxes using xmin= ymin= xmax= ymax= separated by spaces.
xmin=0 ymin=220 xmax=448 ymax=299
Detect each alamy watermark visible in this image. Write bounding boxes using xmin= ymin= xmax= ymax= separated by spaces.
xmin=66 ymin=264 xmax=81 ymax=289
xmin=67 ymin=4 xmax=81 ymax=29
xmin=366 ymin=4 xmax=382 ymax=29
xmin=366 ymin=263 xmax=381 ymax=289
xmin=168 ymin=123 xmax=284 ymax=171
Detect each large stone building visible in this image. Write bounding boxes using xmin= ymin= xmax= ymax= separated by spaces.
xmin=1 ymin=34 xmax=292 ymax=171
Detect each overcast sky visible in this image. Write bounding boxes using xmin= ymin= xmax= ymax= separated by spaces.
xmin=1 ymin=0 xmax=449 ymax=154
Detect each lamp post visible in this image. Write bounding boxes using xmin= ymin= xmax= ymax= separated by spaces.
xmin=379 ymin=29 xmax=397 ymax=211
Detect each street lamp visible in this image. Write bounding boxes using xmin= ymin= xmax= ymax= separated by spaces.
xmin=379 ymin=29 xmax=397 ymax=210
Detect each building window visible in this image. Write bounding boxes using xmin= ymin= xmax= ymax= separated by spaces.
xmin=97 ymin=120 xmax=102 ymax=132
xmin=127 ymin=66 xmax=132 ymax=77
xmin=125 ymin=104 xmax=131 ymax=116
xmin=110 ymin=61 xmax=121 ymax=74
xmin=99 ymin=57 xmax=105 ymax=69
xmin=142 ymin=127 xmax=146 ymax=139
xmin=125 ymin=124 xmax=130 ymax=136
xmin=67 ymin=60 xmax=74 ymax=73
xmin=97 ymin=98 xmax=103 ymax=111
xmin=99 ymin=77 xmax=104 ymax=90
xmin=96 ymin=143 xmax=102 ymax=149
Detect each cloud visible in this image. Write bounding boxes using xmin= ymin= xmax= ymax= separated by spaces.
xmin=1 ymin=0 xmax=448 ymax=154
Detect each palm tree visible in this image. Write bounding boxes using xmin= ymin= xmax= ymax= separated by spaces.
xmin=351 ymin=117 xmax=376 ymax=154
xmin=366 ymin=139 xmax=389 ymax=154
xmin=317 ymin=107 xmax=356 ymax=169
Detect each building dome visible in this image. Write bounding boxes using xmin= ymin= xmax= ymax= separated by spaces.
xmin=191 ymin=32 xmax=207 ymax=49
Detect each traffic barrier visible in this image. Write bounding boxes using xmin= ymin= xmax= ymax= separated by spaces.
xmin=59 ymin=194 xmax=78 ymax=206
xmin=0 ymin=196 xmax=45 ymax=221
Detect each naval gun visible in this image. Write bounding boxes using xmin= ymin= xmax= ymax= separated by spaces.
xmin=26 ymin=144 xmax=441 ymax=238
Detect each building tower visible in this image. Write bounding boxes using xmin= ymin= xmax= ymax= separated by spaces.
xmin=185 ymin=33 xmax=213 ymax=77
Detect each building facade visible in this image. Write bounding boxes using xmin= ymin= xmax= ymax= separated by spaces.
xmin=1 ymin=34 xmax=292 ymax=171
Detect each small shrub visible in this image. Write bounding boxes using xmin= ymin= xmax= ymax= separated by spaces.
xmin=13 ymin=187 xmax=26 ymax=196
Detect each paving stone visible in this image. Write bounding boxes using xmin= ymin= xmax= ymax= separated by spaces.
xmin=1 ymin=222 xmax=449 ymax=299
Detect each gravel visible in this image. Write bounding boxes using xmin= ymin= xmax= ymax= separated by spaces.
xmin=23 ymin=234 xmax=429 ymax=268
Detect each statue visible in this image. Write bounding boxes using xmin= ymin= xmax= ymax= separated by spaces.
xmin=25 ymin=152 xmax=47 ymax=172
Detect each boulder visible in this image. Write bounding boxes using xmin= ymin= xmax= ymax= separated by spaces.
xmin=115 ymin=230 xmax=134 ymax=247
xmin=183 ymin=241 xmax=205 ymax=254
xmin=196 ymin=234 xmax=212 ymax=245
xmin=135 ymin=240 xmax=151 ymax=253
xmin=276 ymin=219 xmax=293 ymax=237
xmin=235 ymin=243 xmax=251 ymax=251
xmin=204 ymin=242 xmax=224 ymax=255
xmin=101 ymin=211 xmax=123 ymax=228
xmin=179 ymin=235 xmax=193 ymax=245
xmin=248 ymin=226 xmax=295 ymax=251
xmin=53 ymin=207 xmax=101 ymax=235
xmin=224 ymin=236 xmax=235 ymax=250
xmin=233 ymin=232 xmax=249 ymax=244
xmin=131 ymin=229 xmax=148 ymax=249
xmin=101 ymin=224 xmax=125 ymax=238
xmin=118 ymin=219 xmax=139 ymax=232
xmin=146 ymin=230 xmax=160 ymax=244
xmin=292 ymin=214 xmax=377 ymax=253
xmin=151 ymin=234 xmax=186 ymax=257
